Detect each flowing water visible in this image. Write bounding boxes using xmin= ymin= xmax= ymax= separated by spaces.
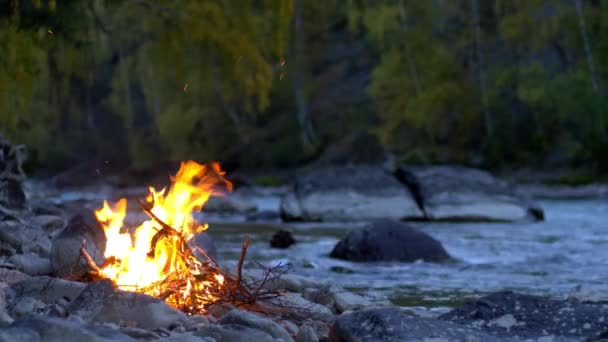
xmin=205 ymin=199 xmax=608 ymax=314
xmin=39 ymin=184 xmax=608 ymax=314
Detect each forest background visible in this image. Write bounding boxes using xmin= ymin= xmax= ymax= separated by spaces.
xmin=1 ymin=0 xmax=607 ymax=182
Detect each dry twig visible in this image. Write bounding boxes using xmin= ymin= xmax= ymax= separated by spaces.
xmin=235 ymin=236 xmax=249 ymax=289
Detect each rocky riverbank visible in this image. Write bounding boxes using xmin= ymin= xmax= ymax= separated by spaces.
xmin=2 ymin=267 xmax=608 ymax=341
xmin=1 ymin=195 xmax=605 ymax=341
xmin=2 ymin=137 xmax=608 ymax=341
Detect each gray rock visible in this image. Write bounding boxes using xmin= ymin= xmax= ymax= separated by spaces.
xmin=158 ymin=332 xmax=215 ymax=342
xmin=0 ymin=327 xmax=40 ymax=342
xmin=9 ymin=316 xmax=137 ymax=342
xmin=189 ymin=314 xmax=210 ymax=325
xmin=0 ymin=268 xmax=30 ymax=285
xmin=204 ymin=194 xmax=257 ymax=213
xmin=11 ymin=276 xmax=86 ymax=304
xmin=0 ymin=222 xmax=51 ymax=256
xmin=219 ymin=309 xmax=294 ymax=342
xmin=281 ymin=166 xmax=423 ymax=221
xmin=68 ymin=280 xmax=189 ymax=330
xmin=280 ymin=193 xmax=303 ymax=221
xmin=330 ymin=289 xmax=373 ymax=314
xmin=67 ymin=279 xmax=115 ymax=321
xmin=0 ymin=281 xmax=8 ymax=305
xmin=329 ymin=308 xmax=499 ymax=342
xmin=270 ymin=230 xmax=296 ymax=249
xmin=0 ymin=282 xmax=13 ymax=325
xmin=30 ymin=215 xmax=66 ymax=233
xmin=8 ymin=254 xmax=52 ymax=276
xmin=440 ymin=291 xmax=608 ymax=339
xmin=302 ymin=287 xmax=336 ymax=312
xmin=120 ymin=326 xmax=162 ymax=340
xmin=330 ymin=220 xmax=452 ymax=262
xmin=9 ymin=296 xmax=45 ymax=319
xmin=196 ymin=323 xmax=275 ymax=342
xmin=274 ymin=293 xmax=334 ymax=322
xmin=397 ymin=165 xmax=544 ymax=221
xmin=296 ymin=324 xmax=319 ymax=342
xmin=51 ymin=212 xmax=107 ymax=277
xmin=0 ymin=241 xmax=16 ymax=256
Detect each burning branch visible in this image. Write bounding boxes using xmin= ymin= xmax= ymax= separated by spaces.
xmin=72 ymin=161 xmax=298 ymax=317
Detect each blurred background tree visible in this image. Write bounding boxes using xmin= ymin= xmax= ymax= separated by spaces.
xmin=1 ymin=0 xmax=607 ymax=175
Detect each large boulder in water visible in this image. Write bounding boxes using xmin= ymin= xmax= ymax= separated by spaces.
xmin=330 ymin=220 xmax=451 ymax=262
xmin=396 ymin=165 xmax=544 ymax=221
xmin=280 ymin=166 xmax=423 ymax=221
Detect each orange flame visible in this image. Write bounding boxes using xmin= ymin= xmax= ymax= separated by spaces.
xmin=94 ymin=161 xmax=231 ymax=308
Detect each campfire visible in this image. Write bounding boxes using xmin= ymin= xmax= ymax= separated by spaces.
xmin=83 ymin=161 xmax=258 ymax=315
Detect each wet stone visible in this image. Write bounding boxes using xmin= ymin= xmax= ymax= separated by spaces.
xmin=11 ymin=276 xmax=86 ymax=304
xmin=196 ymin=323 xmax=276 ymax=342
xmin=68 ymin=280 xmax=189 ymax=330
xmin=9 ymin=315 xmax=137 ymax=342
xmin=0 ymin=327 xmax=41 ymax=342
xmin=219 ymin=309 xmax=294 ymax=342
xmin=330 ymin=220 xmax=452 ymax=263
xmin=296 ymin=324 xmax=319 ymax=342
xmin=9 ymin=297 xmax=45 ymax=319
xmin=0 ymin=268 xmax=30 ymax=286
xmin=0 ymin=223 xmax=51 ymax=257
xmin=330 ymin=308 xmax=499 ymax=342
xmin=50 ymin=212 xmax=107 ymax=277
xmin=270 ymin=230 xmax=296 ymax=249
xmin=30 ymin=215 xmax=66 ymax=234
xmin=281 ymin=166 xmax=423 ymax=221
xmin=440 ymin=291 xmax=608 ymax=339
xmin=8 ymin=253 xmax=52 ymax=276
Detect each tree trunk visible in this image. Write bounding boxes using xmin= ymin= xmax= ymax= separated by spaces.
xmin=398 ymin=0 xmax=422 ymax=95
xmin=291 ymin=0 xmax=318 ymax=151
xmin=573 ymin=0 xmax=600 ymax=92
xmin=435 ymin=0 xmax=445 ymax=34
xmin=471 ymin=0 xmax=493 ymax=138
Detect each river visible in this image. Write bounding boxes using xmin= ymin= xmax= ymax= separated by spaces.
xmin=205 ymin=199 xmax=608 ymax=315
xmin=38 ymin=183 xmax=608 ymax=315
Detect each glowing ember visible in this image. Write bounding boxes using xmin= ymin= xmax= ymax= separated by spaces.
xmin=94 ymin=161 xmax=232 ymax=313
